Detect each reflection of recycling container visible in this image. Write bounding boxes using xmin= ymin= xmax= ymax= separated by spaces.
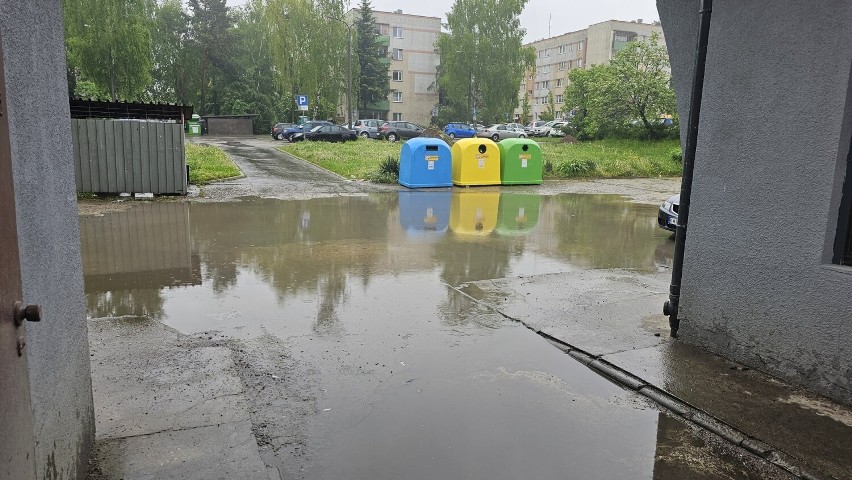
xmin=187 ymin=114 xmax=202 ymax=136
xmin=450 ymin=191 xmax=499 ymax=236
xmin=495 ymin=194 xmax=542 ymax=235
xmin=398 ymin=138 xmax=453 ymax=188
xmin=398 ymin=190 xmax=451 ymax=237
xmin=498 ymin=138 xmax=542 ymax=185
xmin=451 ymin=138 xmax=501 ymax=186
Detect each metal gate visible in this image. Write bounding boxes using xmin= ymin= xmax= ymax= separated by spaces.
xmin=0 ymin=34 xmax=37 ymax=480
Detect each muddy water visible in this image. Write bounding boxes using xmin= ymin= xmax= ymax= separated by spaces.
xmin=81 ymin=193 xmax=770 ymax=479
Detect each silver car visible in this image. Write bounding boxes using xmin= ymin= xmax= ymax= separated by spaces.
xmin=353 ymin=119 xmax=383 ymax=139
xmin=531 ymin=120 xmax=555 ymax=137
xmin=475 ymin=124 xmax=528 ymax=141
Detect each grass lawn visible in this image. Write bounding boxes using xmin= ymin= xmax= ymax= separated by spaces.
xmin=279 ymin=137 xmax=682 ymax=181
xmin=280 ymin=139 xmax=403 ymax=180
xmin=186 ymin=143 xmax=242 ymax=184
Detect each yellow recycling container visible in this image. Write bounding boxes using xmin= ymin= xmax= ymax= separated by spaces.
xmin=449 ymin=191 xmax=500 ymax=237
xmin=451 ymin=138 xmax=501 ymax=186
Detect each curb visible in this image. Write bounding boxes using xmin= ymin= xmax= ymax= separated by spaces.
xmin=447 ymin=282 xmax=833 ymax=480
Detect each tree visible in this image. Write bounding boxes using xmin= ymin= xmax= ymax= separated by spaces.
xmin=188 ymin=0 xmax=234 ymax=114
xmin=63 ymin=0 xmax=155 ymax=101
xmin=562 ymin=65 xmax=606 ymax=140
xmin=354 ymin=0 xmax=390 ymax=116
xmin=520 ymin=94 xmax=531 ymax=125
xmin=147 ymin=0 xmax=199 ymax=105
xmin=540 ymin=90 xmax=556 ymax=122
xmin=436 ymin=0 xmax=534 ymax=125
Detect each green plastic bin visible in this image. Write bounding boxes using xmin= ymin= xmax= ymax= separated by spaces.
xmin=187 ymin=114 xmax=202 ymax=136
xmin=498 ymin=138 xmax=542 ymax=185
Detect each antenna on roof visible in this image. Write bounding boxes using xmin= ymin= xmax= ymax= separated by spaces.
xmin=548 ymin=14 xmax=552 ymax=37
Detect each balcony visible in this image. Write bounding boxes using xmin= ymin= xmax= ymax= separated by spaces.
xmin=377 ymin=35 xmax=390 ymax=46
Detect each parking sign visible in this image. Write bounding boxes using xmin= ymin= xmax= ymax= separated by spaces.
xmin=296 ymin=94 xmax=309 ymax=111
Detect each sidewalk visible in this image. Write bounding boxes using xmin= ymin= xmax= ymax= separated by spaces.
xmin=460 ymin=271 xmax=852 ymax=480
xmin=86 ymin=317 xmax=273 ymax=480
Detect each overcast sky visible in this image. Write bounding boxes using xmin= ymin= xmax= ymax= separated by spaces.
xmin=226 ymin=0 xmax=660 ymax=43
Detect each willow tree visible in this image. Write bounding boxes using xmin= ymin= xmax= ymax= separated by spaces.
xmin=264 ymin=0 xmax=348 ymax=121
xmin=436 ymin=0 xmax=534 ymax=124
xmin=63 ymin=0 xmax=155 ymax=101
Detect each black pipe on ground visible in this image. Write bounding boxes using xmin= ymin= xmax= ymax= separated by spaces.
xmin=664 ymin=0 xmax=713 ymax=337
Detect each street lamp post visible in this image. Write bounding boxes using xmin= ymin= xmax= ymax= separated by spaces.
xmin=327 ymin=16 xmax=353 ymax=129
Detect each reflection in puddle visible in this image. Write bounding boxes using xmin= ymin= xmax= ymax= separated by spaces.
xmin=79 ymin=192 xmax=701 ymax=479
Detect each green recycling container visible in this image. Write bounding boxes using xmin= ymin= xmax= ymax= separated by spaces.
xmin=495 ymin=193 xmax=541 ymax=236
xmin=187 ymin=114 xmax=202 ymax=136
xmin=498 ymin=138 xmax=542 ymax=185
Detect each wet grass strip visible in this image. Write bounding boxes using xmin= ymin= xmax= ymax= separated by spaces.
xmin=280 ymin=137 xmax=682 ymax=181
xmin=186 ymin=144 xmax=243 ymax=184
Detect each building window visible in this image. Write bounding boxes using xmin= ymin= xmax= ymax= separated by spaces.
xmin=543 ymin=80 xmax=550 ymax=89
xmin=393 ymin=91 xmax=403 ymax=103
xmin=556 ymin=111 xmax=563 ymax=119
xmin=556 ymin=95 xmax=563 ymax=104
xmin=556 ymin=78 xmax=563 ymax=87
xmin=392 ymin=70 xmax=403 ymax=81
xmin=578 ymin=41 xmax=584 ymax=50
xmin=376 ymin=23 xmax=390 ymax=35
xmin=542 ymin=65 xmax=550 ymax=74
xmin=393 ymin=113 xmax=403 ymax=121
xmin=577 ymin=58 xmax=583 ymax=68
xmin=392 ymin=48 xmax=403 ymax=60
xmin=558 ymin=62 xmax=566 ymax=71
xmin=615 ymin=34 xmax=628 ymax=42
xmin=545 ymin=48 xmax=551 ymax=57
xmin=393 ymin=26 xmax=403 ymax=38
xmin=558 ymin=45 xmax=566 ymax=54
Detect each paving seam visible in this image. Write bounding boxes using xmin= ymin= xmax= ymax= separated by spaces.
xmin=444 ymin=282 xmax=835 ymax=480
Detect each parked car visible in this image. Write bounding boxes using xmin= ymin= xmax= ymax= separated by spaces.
xmin=530 ymin=121 xmax=555 ymax=137
xmin=525 ymin=121 xmax=546 ymax=134
xmin=353 ymin=119 xmax=383 ymax=139
xmin=546 ymin=121 xmax=568 ymax=137
xmin=271 ymin=122 xmax=295 ymax=140
xmin=658 ymin=194 xmax=680 ymax=232
xmin=379 ymin=121 xmax=425 ymax=142
xmin=443 ymin=122 xmax=476 ymax=139
xmin=506 ymin=122 xmax=525 ymax=132
xmin=290 ymin=124 xmax=357 ymax=143
xmin=475 ymin=124 xmax=527 ymax=141
xmin=282 ymin=121 xmax=333 ymax=141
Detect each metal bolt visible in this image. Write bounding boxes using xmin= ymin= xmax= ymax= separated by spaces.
xmin=13 ymin=301 xmax=42 ymax=327
xmin=17 ymin=336 xmax=25 ymax=356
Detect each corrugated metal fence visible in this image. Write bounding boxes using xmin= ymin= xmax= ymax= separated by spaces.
xmin=71 ymin=119 xmax=187 ymax=195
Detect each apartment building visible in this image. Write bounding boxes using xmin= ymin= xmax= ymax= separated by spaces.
xmin=515 ymin=19 xmax=665 ymax=122
xmin=346 ymin=9 xmax=441 ymax=127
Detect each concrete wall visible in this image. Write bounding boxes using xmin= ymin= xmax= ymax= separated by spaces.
xmin=0 ymin=0 xmax=95 ymax=478
xmin=658 ymin=0 xmax=852 ymax=404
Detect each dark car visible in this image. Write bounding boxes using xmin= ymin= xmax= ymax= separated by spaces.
xmin=353 ymin=119 xmax=383 ymax=139
xmin=282 ymin=121 xmax=333 ymax=141
xmin=271 ymin=122 xmax=295 ymax=140
xmin=443 ymin=122 xmax=476 ymax=139
xmin=658 ymin=194 xmax=680 ymax=232
xmin=379 ymin=121 xmax=425 ymax=142
xmin=291 ymin=124 xmax=357 ymax=143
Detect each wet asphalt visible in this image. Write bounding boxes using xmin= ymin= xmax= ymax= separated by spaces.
xmin=81 ymin=138 xmax=803 ymax=480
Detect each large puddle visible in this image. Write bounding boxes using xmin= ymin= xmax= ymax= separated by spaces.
xmin=80 ymin=192 xmax=766 ymax=479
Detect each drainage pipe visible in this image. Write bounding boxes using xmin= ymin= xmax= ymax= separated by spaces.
xmin=664 ymin=0 xmax=713 ymax=337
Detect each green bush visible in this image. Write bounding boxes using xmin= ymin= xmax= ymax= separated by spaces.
xmin=555 ymin=158 xmax=597 ymax=176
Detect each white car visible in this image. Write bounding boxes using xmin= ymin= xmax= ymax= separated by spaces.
xmin=546 ymin=121 xmax=568 ymax=137
xmin=531 ymin=121 xmax=555 ymax=137
xmin=475 ymin=124 xmax=527 ymax=141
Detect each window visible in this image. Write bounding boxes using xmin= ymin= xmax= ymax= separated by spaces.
xmin=392 ymin=70 xmax=403 ymax=81
xmin=545 ymin=48 xmax=550 ymax=57
xmin=558 ymin=45 xmax=566 ymax=54
xmin=376 ymin=24 xmax=390 ymax=35
xmin=543 ymin=80 xmax=550 ymax=89
xmin=578 ymin=41 xmax=584 ymax=50
xmin=393 ymin=26 xmax=403 ymax=38
xmin=577 ymin=58 xmax=583 ymax=68
xmin=558 ymin=62 xmax=566 ymax=71
xmin=392 ymin=48 xmax=403 ymax=60
xmin=556 ymin=79 xmax=563 ymax=87
xmin=393 ymin=91 xmax=403 ymax=103
xmin=393 ymin=113 xmax=403 ymax=121
xmin=615 ymin=34 xmax=628 ymax=42
xmin=542 ymin=65 xmax=550 ymax=74
xmin=556 ymin=95 xmax=563 ymax=104
xmin=556 ymin=112 xmax=563 ymax=119
xmin=569 ymin=44 xmax=573 ymax=52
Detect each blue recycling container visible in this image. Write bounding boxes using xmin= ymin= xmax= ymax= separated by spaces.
xmin=398 ymin=138 xmax=453 ymax=188
xmin=398 ymin=190 xmax=451 ymax=237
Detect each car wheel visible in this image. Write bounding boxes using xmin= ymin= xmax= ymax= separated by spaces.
xmin=276 ymin=133 xmax=284 ymax=141
xmin=492 ymin=133 xmax=500 ymax=142
xmin=387 ymin=132 xmax=398 ymax=142
xmin=519 ymin=134 xmax=527 ymax=138
xmin=449 ymin=133 xmax=456 ymax=139
xmin=359 ymin=131 xmax=369 ymax=139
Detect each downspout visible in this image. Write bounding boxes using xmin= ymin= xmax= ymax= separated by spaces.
xmin=663 ymin=0 xmax=713 ymax=337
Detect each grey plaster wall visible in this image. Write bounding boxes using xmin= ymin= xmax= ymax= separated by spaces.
xmin=658 ymin=0 xmax=852 ymax=404
xmin=1 ymin=0 xmax=95 ymax=478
